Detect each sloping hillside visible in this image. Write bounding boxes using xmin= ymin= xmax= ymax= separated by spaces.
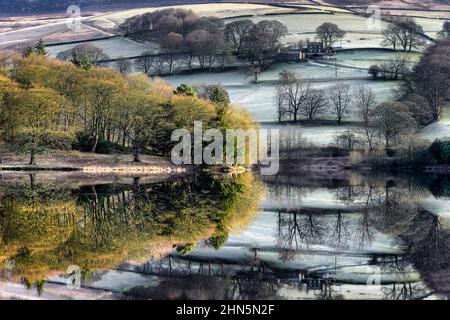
xmin=1 ymin=0 xmax=450 ymax=15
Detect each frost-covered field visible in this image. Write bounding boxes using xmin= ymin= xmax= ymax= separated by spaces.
xmin=46 ymin=37 xmax=159 ymax=59
xmin=164 ymin=64 xmax=401 ymax=146
xmin=229 ymin=13 xmax=387 ymax=34
xmin=228 ymin=13 xmax=390 ymax=49
xmin=413 ymin=17 xmax=446 ymax=38
xmin=229 ymin=12 xmax=446 ymax=47
xmin=165 ymin=66 xmax=400 ymax=119
xmin=381 ymin=9 xmax=450 ymax=19
xmin=291 ymin=4 xmax=354 ymax=13
xmin=86 ymin=3 xmax=310 ymax=31
xmin=335 ymin=49 xmax=422 ymax=69
xmin=420 ymin=107 xmax=450 ymax=141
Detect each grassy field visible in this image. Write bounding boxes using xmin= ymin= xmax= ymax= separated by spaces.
xmin=46 ymin=37 xmax=159 ymax=59
xmin=228 ymin=13 xmax=391 ymax=49
xmin=85 ymin=3 xmax=315 ymax=31
xmin=335 ymin=49 xmax=422 ymax=68
xmin=382 ymin=9 xmax=450 ymax=19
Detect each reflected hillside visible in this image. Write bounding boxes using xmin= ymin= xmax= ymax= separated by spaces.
xmin=0 ymin=173 xmax=264 ymax=286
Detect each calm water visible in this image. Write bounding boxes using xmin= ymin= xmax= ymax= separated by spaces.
xmin=0 ymin=171 xmax=450 ymax=300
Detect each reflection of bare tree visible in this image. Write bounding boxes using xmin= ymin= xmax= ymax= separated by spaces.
xmin=331 ymin=212 xmax=349 ymax=248
xmin=377 ymin=254 xmax=426 ymax=300
xmin=315 ymin=280 xmax=344 ymax=300
xmin=228 ymin=269 xmax=279 ymax=300
xmin=382 ymin=282 xmax=426 ymax=300
xmin=335 ymin=186 xmax=356 ymax=203
xmin=127 ymin=262 xmax=280 ymax=300
xmin=278 ymin=212 xmax=325 ymax=252
xmin=406 ymin=211 xmax=449 ymax=271
xmin=357 ymin=186 xmax=376 ymax=248
xmin=358 ymin=209 xmax=374 ymax=249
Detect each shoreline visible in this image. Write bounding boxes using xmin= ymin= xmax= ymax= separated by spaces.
xmin=0 ymin=151 xmax=188 ymax=175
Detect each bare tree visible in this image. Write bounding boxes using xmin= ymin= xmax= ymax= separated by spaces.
xmin=160 ymin=32 xmax=184 ymax=74
xmin=186 ymin=30 xmax=228 ymax=70
xmin=153 ymin=56 xmax=167 ymax=75
xmin=403 ymin=20 xmax=425 ymax=52
xmin=411 ymin=41 xmax=450 ymax=120
xmin=225 ymin=20 xmax=255 ymax=53
xmin=328 ymin=82 xmax=352 ymax=124
xmin=135 ymin=52 xmax=155 ymax=75
xmin=374 ymin=102 xmax=416 ymax=150
xmin=301 ymin=89 xmax=327 ymax=121
xmin=315 ymin=22 xmax=346 ymax=50
xmin=382 ymin=24 xmax=401 ymax=51
xmin=387 ymin=55 xmax=409 ymax=79
xmin=383 ymin=19 xmax=424 ymax=52
xmin=354 ymin=86 xmax=377 ymax=151
xmin=241 ymin=20 xmax=288 ymax=70
xmin=276 ymin=70 xmax=310 ymax=122
xmin=275 ymin=86 xmax=287 ymax=122
xmin=115 ymin=56 xmax=131 ymax=75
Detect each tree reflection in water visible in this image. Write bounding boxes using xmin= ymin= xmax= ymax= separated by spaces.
xmin=0 ymin=172 xmax=263 ymax=291
xmin=1 ymin=171 xmax=450 ymax=300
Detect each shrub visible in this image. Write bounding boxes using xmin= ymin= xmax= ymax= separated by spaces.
xmin=411 ymin=149 xmax=437 ymax=168
xmin=74 ymin=132 xmax=124 ymax=154
xmin=73 ymin=132 xmax=92 ymax=152
xmin=368 ymin=65 xmax=381 ymax=79
xmin=429 ymin=140 xmax=450 ymax=164
xmin=95 ymin=137 xmax=123 ymax=154
xmin=386 ymin=148 xmax=396 ymax=157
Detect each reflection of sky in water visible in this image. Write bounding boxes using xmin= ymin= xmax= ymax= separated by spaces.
xmin=27 ymin=176 xmax=444 ymax=300
xmin=262 ymin=186 xmax=368 ymax=210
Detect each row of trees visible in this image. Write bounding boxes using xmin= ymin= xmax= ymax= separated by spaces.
xmin=405 ymin=39 xmax=450 ymax=122
xmin=368 ymin=55 xmax=410 ymax=80
xmin=275 ymin=70 xmax=426 ymax=151
xmin=382 ymin=17 xmax=425 ymax=52
xmin=52 ymin=10 xmax=349 ymax=77
xmin=119 ymin=8 xmax=289 ymax=74
xmin=276 ymin=71 xmax=360 ymax=124
xmin=0 ymin=52 xmax=253 ymax=165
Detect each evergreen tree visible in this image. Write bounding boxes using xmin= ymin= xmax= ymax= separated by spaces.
xmin=34 ymin=39 xmax=47 ymax=56
xmin=175 ymin=83 xmax=198 ymax=97
xmin=22 ymin=45 xmax=35 ymax=58
xmin=209 ymin=85 xmax=230 ymax=107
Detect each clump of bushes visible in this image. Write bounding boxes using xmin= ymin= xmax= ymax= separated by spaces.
xmin=73 ymin=132 xmax=124 ymax=154
xmin=412 ymin=139 xmax=450 ymax=167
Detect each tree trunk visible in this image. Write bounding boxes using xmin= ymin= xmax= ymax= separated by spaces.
xmin=90 ymin=133 xmax=99 ymax=153
xmin=133 ymin=177 xmax=141 ymax=191
xmin=169 ymin=56 xmax=174 ymax=75
xmin=133 ymin=147 xmax=141 ymax=162
xmin=29 ymin=173 xmax=36 ymax=188
xmin=29 ymin=148 xmax=36 ymax=165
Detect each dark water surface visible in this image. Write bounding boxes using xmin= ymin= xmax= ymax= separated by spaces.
xmin=0 ymin=171 xmax=450 ymax=300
